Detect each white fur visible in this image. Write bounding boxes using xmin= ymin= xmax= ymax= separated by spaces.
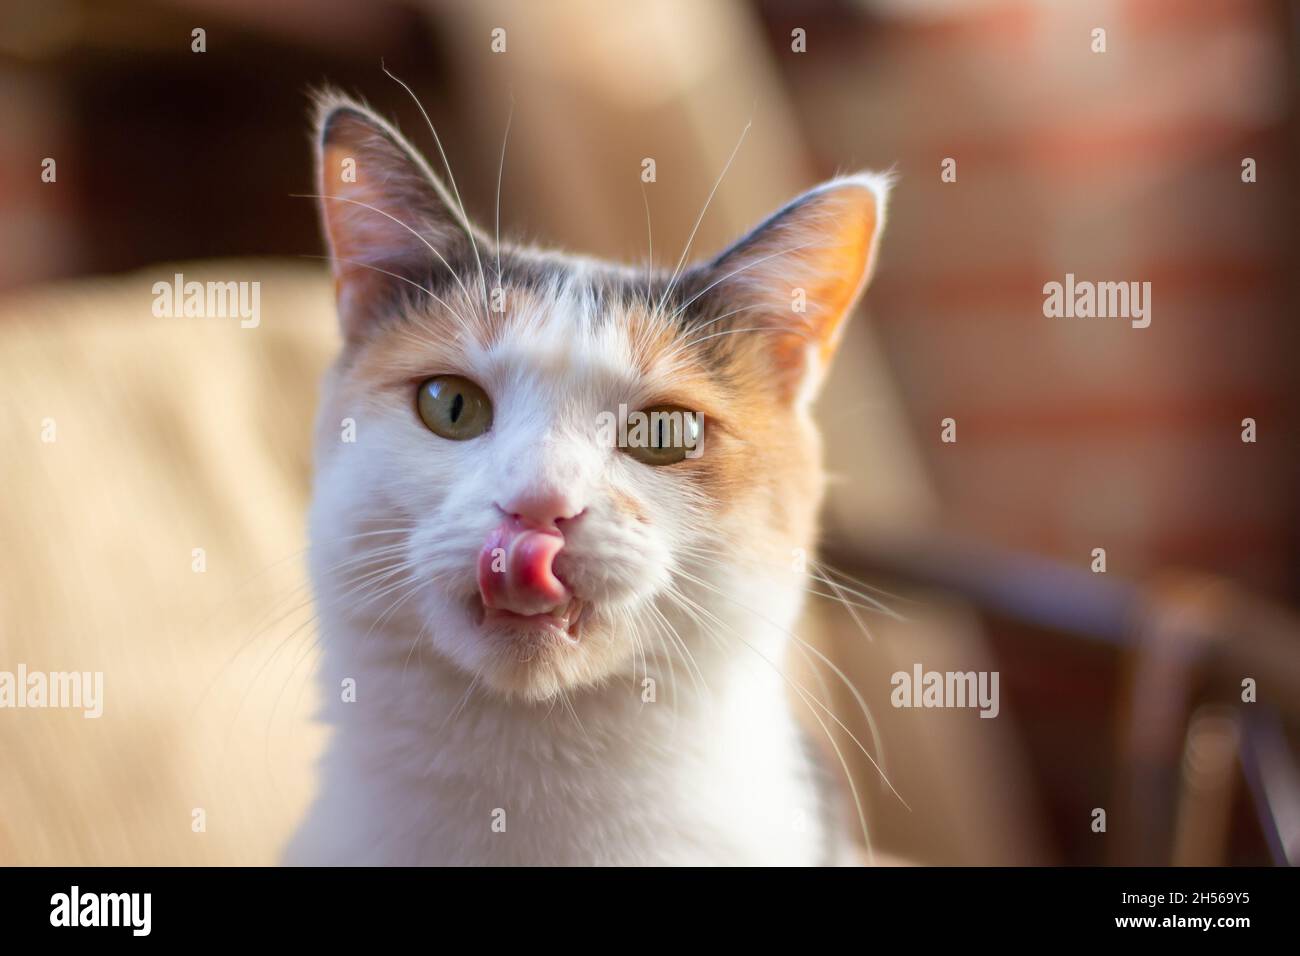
xmin=286 ymin=279 xmax=835 ymax=866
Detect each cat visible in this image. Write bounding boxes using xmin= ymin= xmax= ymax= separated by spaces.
xmin=284 ymin=91 xmax=889 ymax=866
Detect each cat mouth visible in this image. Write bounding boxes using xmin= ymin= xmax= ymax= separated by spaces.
xmin=475 ymin=597 xmax=589 ymax=644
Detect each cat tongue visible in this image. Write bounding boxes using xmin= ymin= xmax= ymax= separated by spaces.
xmin=477 ymin=518 xmax=570 ymax=617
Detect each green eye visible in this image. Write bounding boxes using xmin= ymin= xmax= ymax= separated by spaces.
xmin=416 ymin=375 xmax=493 ymax=440
xmin=621 ymin=405 xmax=703 ymax=466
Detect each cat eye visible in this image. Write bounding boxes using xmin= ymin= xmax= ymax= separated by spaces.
xmin=416 ymin=375 xmax=493 ymax=440
xmin=620 ymin=404 xmax=703 ymax=466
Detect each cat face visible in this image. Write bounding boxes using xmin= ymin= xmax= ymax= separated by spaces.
xmin=310 ymin=95 xmax=887 ymax=701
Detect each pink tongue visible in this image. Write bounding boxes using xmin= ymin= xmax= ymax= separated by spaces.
xmin=477 ymin=517 xmax=570 ymax=617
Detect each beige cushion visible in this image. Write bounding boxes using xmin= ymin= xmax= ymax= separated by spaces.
xmin=0 ymin=260 xmax=335 ymax=864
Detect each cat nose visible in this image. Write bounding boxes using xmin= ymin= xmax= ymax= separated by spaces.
xmin=495 ymin=491 xmax=584 ymax=530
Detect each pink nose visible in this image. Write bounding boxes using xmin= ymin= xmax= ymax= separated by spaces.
xmin=497 ymin=489 xmax=581 ymax=530
xmin=477 ymin=515 xmax=570 ymax=616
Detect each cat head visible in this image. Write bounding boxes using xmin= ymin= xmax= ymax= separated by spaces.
xmin=309 ymin=93 xmax=888 ymax=702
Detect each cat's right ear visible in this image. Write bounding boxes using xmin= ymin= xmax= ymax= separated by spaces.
xmin=313 ymin=93 xmax=464 ymax=342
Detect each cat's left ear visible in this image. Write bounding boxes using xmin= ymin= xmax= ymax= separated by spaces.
xmin=690 ymin=173 xmax=890 ymax=405
xmin=312 ymin=91 xmax=478 ymax=343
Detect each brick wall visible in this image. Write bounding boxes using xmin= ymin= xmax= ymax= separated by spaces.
xmin=769 ymin=0 xmax=1298 ymax=596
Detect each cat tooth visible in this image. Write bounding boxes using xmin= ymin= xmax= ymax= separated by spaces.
xmin=567 ymin=600 xmax=587 ymax=635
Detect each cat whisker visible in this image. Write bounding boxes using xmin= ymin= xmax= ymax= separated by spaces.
xmin=189 ymin=533 xmax=417 ymax=722
xmin=350 ymin=564 xmax=442 ymax=652
xmin=557 ymin=686 xmax=596 ymax=750
xmin=401 ymin=613 xmax=431 ymax=678
xmin=684 ymin=325 xmax=816 ymax=349
xmin=191 ymin=526 xmax=415 ymax=663
xmin=814 ymin=559 xmax=916 ymax=607
xmin=621 ymin=606 xmax=651 ymax=698
xmin=294 ymin=192 xmax=482 ymax=330
xmin=623 ymin=604 xmax=674 ymax=715
xmin=658 ymin=304 xmax=765 ymax=364
xmin=495 ymin=96 xmax=515 ymax=287
xmin=666 ymin=567 xmax=906 ymax=810
xmin=808 ymin=568 xmax=883 ymax=641
xmin=664 ymin=239 xmax=819 ymax=331
xmin=672 ymin=543 xmax=896 ymax=739
xmin=383 ymin=63 xmax=494 ymax=325
xmin=298 ymin=253 xmax=477 ymax=333
xmin=264 ymin=627 xmax=326 ymax=774
xmin=662 ymin=584 xmax=886 ymax=857
xmin=653 ymin=116 xmax=753 ymax=321
xmin=672 ymin=542 xmax=904 ymax=620
xmin=646 ymin=600 xmax=711 ymax=703
xmin=437 ymin=671 xmax=482 ymax=737
xmin=640 ymin=180 xmax=654 ymax=305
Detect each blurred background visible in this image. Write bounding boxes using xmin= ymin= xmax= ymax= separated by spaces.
xmin=0 ymin=0 xmax=1297 ymax=866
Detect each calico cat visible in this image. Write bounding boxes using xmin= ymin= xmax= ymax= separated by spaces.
xmin=285 ymin=92 xmax=889 ymax=865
